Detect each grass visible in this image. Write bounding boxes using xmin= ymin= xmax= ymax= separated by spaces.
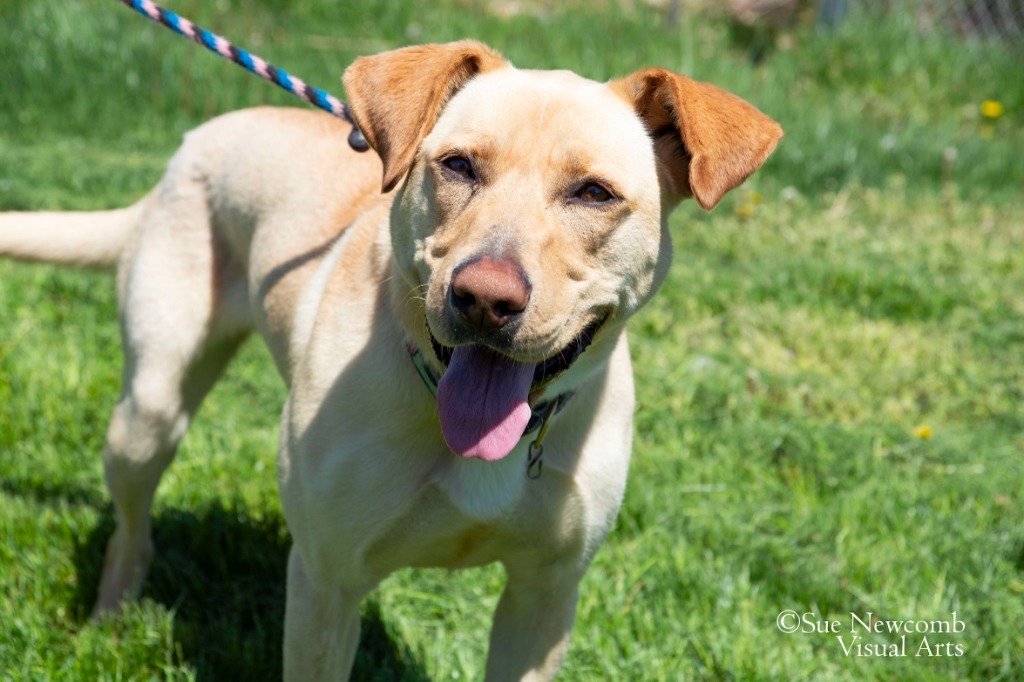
xmin=1 ymin=0 xmax=1023 ymax=679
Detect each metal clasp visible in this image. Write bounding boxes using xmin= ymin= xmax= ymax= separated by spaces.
xmin=526 ymin=400 xmax=558 ymax=480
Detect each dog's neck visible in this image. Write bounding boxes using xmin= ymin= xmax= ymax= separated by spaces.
xmin=404 ymin=338 xmax=574 ymax=476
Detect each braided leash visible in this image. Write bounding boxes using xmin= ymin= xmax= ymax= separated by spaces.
xmin=115 ymin=0 xmax=369 ymax=151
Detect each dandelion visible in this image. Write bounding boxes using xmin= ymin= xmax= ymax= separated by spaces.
xmin=734 ymin=202 xmax=756 ymax=218
xmin=980 ymin=100 xmax=1004 ymax=120
xmin=912 ymin=425 xmax=934 ymax=440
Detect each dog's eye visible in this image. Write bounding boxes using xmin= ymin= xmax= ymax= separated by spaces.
xmin=442 ymin=155 xmax=476 ymax=181
xmin=573 ymin=182 xmax=614 ymax=204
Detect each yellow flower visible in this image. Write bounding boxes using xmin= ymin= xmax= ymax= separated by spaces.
xmin=980 ymin=100 xmax=1004 ymax=120
xmin=749 ymin=191 xmax=764 ymax=205
xmin=734 ymin=202 xmax=756 ymax=218
xmin=912 ymin=425 xmax=934 ymax=440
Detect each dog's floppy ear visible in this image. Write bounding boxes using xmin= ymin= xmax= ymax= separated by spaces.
xmin=611 ymin=68 xmax=783 ymax=210
xmin=343 ymin=41 xmax=508 ymax=193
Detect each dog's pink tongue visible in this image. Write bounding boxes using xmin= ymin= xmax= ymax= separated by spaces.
xmin=437 ymin=345 xmax=535 ymax=461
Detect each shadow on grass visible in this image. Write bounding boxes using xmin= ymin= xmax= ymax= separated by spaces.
xmin=68 ymin=502 xmax=430 ymax=682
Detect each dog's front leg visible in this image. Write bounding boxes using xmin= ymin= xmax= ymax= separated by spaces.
xmin=484 ymin=562 xmax=584 ymax=681
xmin=283 ymin=546 xmax=367 ymax=682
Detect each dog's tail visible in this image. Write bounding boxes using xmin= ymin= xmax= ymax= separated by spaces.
xmin=0 ymin=195 xmax=149 ymax=268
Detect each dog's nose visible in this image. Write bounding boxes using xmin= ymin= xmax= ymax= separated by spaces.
xmin=449 ymin=256 xmax=531 ymax=334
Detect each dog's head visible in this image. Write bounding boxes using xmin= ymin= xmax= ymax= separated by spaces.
xmin=344 ymin=41 xmax=781 ymax=462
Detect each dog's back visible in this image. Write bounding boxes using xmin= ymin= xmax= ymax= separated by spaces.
xmin=0 ymin=107 xmax=386 ymax=375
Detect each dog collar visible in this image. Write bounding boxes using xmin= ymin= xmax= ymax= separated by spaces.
xmin=406 ymin=341 xmax=573 ymax=476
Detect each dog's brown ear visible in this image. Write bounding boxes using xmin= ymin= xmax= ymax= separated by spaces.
xmin=611 ymin=68 xmax=783 ymax=210
xmin=343 ymin=41 xmax=508 ymax=193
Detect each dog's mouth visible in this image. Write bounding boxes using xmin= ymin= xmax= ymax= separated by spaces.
xmin=429 ymin=317 xmax=602 ymax=389
xmin=428 ymin=317 xmax=604 ymax=462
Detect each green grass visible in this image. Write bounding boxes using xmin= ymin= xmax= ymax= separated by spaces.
xmin=2 ymin=0 xmax=1023 ymax=680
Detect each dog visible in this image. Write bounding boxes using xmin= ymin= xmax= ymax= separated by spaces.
xmin=0 ymin=41 xmax=781 ymax=680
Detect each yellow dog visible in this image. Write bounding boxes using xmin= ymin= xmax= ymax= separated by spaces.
xmin=0 ymin=41 xmax=781 ymax=680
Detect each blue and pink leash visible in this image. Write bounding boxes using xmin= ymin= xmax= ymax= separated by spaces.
xmin=115 ymin=0 xmax=369 ymax=152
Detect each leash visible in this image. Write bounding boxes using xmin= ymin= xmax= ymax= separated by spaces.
xmin=115 ymin=0 xmax=369 ymax=152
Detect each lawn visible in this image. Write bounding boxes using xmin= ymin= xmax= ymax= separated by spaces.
xmin=1 ymin=0 xmax=1023 ymax=680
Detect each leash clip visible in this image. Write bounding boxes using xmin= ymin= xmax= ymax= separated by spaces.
xmin=526 ymin=441 xmax=544 ymax=480
xmin=526 ymin=400 xmax=559 ymax=480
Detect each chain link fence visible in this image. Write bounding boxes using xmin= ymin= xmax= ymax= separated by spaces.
xmin=874 ymin=0 xmax=1024 ymax=42
xmin=721 ymin=0 xmax=1024 ymax=43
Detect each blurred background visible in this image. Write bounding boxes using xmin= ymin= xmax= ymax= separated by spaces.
xmin=1 ymin=1 xmax=1022 ymax=680
xmin=1 ymin=0 xmax=1021 ymax=205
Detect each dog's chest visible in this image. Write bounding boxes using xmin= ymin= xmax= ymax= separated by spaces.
xmin=362 ymin=476 xmax=585 ymax=574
